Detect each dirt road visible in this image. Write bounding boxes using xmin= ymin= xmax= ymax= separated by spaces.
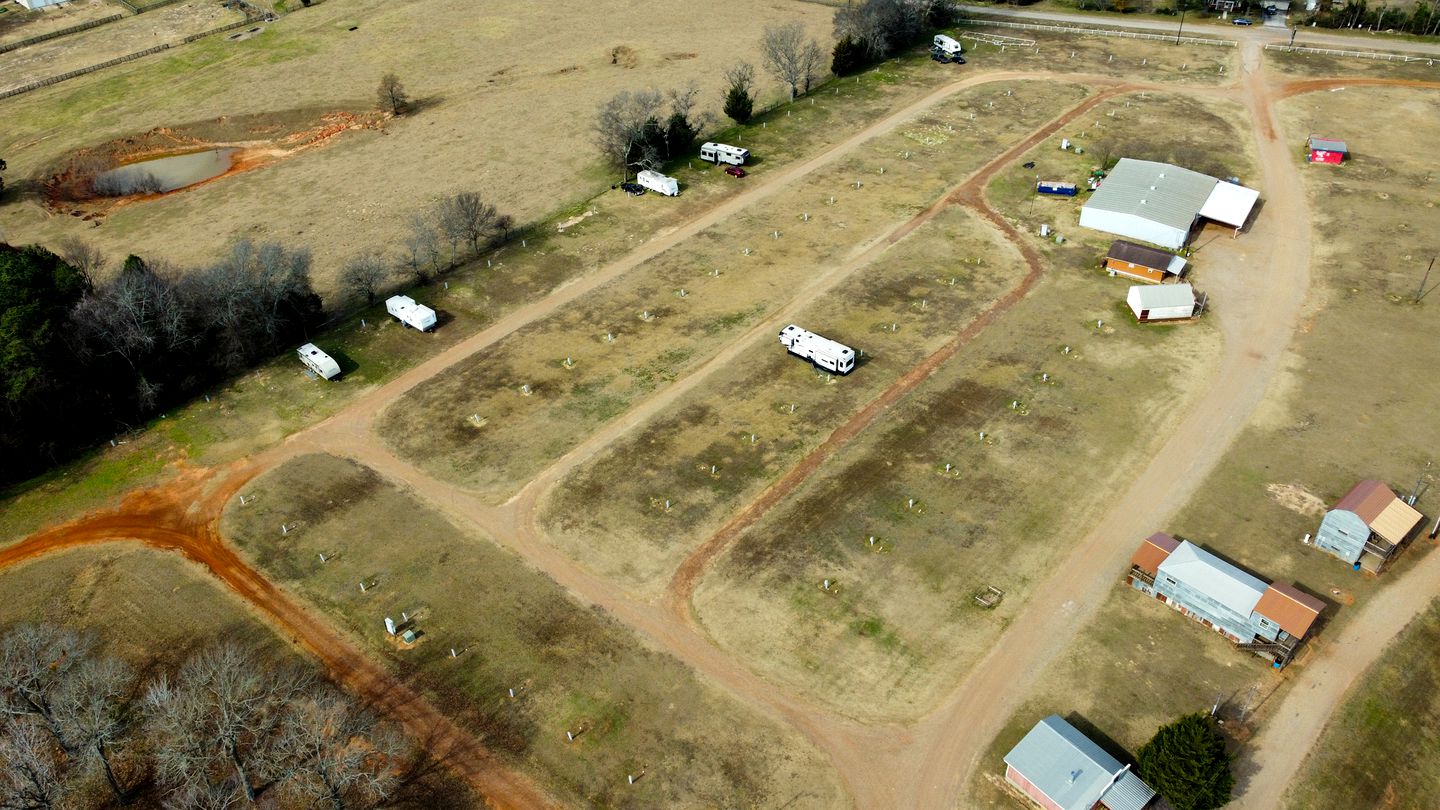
xmin=0 ymin=466 xmax=555 ymax=810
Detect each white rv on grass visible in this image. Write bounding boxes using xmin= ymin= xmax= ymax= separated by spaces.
xmin=933 ymin=35 xmax=964 ymax=57
xmin=298 ymin=343 xmax=341 ymax=380
xmin=778 ymin=324 xmax=856 ymax=375
xmin=636 ymin=169 xmax=680 ymax=197
xmin=700 ymin=142 xmax=750 ymax=166
xmin=385 ymin=295 xmax=437 ymax=331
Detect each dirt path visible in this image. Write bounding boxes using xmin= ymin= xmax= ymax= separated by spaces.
xmin=0 ymin=465 xmax=555 ymax=810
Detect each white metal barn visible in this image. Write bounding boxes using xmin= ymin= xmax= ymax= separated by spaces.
xmin=17 ymin=0 xmax=67 ymax=8
xmin=1127 ymin=283 xmax=1197 ymax=322
xmin=1080 ymin=159 xmax=1259 ymax=249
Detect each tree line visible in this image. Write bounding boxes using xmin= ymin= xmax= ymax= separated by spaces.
xmin=0 ymin=188 xmax=509 ymax=486
xmin=0 ymin=624 xmax=408 ymax=809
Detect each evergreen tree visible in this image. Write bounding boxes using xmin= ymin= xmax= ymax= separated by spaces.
xmin=723 ymin=84 xmax=754 ymax=125
xmin=1136 ymin=713 xmax=1235 ymax=810
xmin=831 ymin=35 xmax=867 ymax=76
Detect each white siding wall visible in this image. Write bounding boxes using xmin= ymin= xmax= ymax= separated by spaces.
xmin=1080 ymin=209 xmax=1189 ymax=250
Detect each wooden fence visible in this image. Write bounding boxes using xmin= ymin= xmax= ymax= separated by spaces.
xmin=0 ymin=13 xmax=125 ymax=55
xmin=1264 ymin=42 xmax=1437 ymax=63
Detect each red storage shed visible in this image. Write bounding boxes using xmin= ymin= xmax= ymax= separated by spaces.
xmin=1306 ymin=135 xmax=1347 ymax=165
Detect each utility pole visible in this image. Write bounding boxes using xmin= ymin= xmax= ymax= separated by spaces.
xmin=1414 ymin=256 xmax=1435 ymax=303
xmin=1176 ymin=0 xmax=1188 ymax=44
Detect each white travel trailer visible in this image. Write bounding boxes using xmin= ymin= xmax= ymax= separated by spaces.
xmin=778 ymin=324 xmax=856 ymax=375
xmin=699 ymin=142 xmax=750 ymax=166
xmin=933 ymin=34 xmax=964 ymax=58
xmin=385 ymin=295 xmax=437 ymax=331
xmin=297 ymin=343 xmax=341 ymax=380
xmin=636 ymin=169 xmax=680 ymax=197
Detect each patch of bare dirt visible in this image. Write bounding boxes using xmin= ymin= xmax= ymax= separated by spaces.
xmin=1266 ymin=482 xmax=1328 ymax=517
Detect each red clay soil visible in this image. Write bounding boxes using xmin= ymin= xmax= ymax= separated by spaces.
xmin=0 ymin=464 xmax=552 ymax=810
xmin=1277 ymin=77 xmax=1440 ymax=98
xmin=666 ymin=85 xmax=1129 ymax=612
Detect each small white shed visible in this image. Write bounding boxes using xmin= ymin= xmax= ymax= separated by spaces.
xmin=1127 ymin=284 xmax=1196 ymax=322
xmin=17 ymin=0 xmax=68 ymax=9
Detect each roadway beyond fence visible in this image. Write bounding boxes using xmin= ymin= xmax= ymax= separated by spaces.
xmin=960 ymin=16 xmax=1238 ymax=46
xmin=1265 ymin=42 xmax=1438 ymax=63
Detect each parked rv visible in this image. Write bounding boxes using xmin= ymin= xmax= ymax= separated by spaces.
xmin=778 ymin=324 xmax=856 ymax=375
xmin=636 ymin=170 xmax=679 ymax=197
xmin=700 ymin=142 xmax=749 ymax=166
xmin=385 ymin=295 xmax=437 ymax=331
xmin=298 ymin=343 xmax=341 ymax=380
xmin=933 ymin=34 xmax=964 ymax=59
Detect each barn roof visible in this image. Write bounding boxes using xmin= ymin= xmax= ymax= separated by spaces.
xmin=1131 ymin=532 xmax=1181 ymax=574
xmin=1332 ymin=480 xmax=1424 ymax=545
xmin=1199 ymin=181 xmax=1260 ymax=229
xmin=1254 ymin=582 xmax=1325 ymax=638
xmin=1157 ymin=541 xmax=1267 ymax=618
xmin=1128 ymin=283 xmax=1196 ymax=310
xmin=1307 ymin=135 xmax=1348 ymax=153
xmin=1004 ymin=716 xmax=1154 ymax=810
xmin=1085 ymin=159 xmax=1218 ymax=231
xmin=1107 ymin=240 xmax=1175 ymax=270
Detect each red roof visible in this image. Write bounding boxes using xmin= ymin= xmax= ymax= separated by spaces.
xmin=1131 ymin=532 xmax=1180 ymax=575
xmin=1254 ymin=582 xmax=1325 ymax=638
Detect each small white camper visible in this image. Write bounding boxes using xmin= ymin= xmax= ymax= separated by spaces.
xmin=699 ymin=142 xmax=750 ymax=166
xmin=636 ymin=169 xmax=680 ymax=197
xmin=933 ymin=34 xmax=964 ymax=58
xmin=385 ymin=295 xmax=437 ymax=331
xmin=778 ymin=324 xmax=856 ymax=375
xmin=298 ymin=343 xmax=341 ymax=380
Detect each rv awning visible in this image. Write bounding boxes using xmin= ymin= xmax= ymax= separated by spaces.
xmin=1199 ymin=182 xmax=1259 ymax=229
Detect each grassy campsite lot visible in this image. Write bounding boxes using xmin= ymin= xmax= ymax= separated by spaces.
xmin=952 ymin=28 xmax=1236 ymax=86
xmin=539 ymin=205 xmax=1022 ymax=595
xmin=1266 ymin=48 xmax=1440 ymax=80
xmin=0 ymin=0 xmax=244 ymax=95
xmin=969 ymin=83 xmax=1440 ymax=806
xmin=1283 ymin=598 xmax=1440 ymax=810
xmin=691 ymin=263 xmax=1220 ymax=723
xmin=378 ymin=80 xmax=1092 ymax=502
xmin=221 ymin=453 xmax=844 ymax=809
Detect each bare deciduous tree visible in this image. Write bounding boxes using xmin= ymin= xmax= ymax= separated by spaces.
xmin=55 ymin=238 xmax=107 ymax=282
xmin=181 ymin=240 xmax=319 ymax=371
xmin=0 ymin=717 xmax=66 ymax=810
xmin=73 ymin=256 xmax=192 ymax=383
xmin=54 ymin=657 xmax=136 ymax=803
xmin=145 ymin=645 xmax=313 ymax=806
xmin=0 ymin=624 xmax=91 ymax=743
xmin=594 ymin=88 xmax=665 ymax=180
xmin=402 ymin=216 xmax=442 ymax=283
xmin=278 ymin=688 xmax=403 ymax=810
xmin=760 ymin=22 xmax=824 ymax=101
xmin=377 ymin=73 xmax=409 ymax=116
xmin=339 ymin=254 xmax=391 ymax=306
xmin=436 ymin=192 xmax=498 ymax=258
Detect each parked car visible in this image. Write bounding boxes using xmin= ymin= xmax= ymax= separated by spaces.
xmin=724 ymin=166 xmax=747 ymax=178
xmin=1232 ymin=16 xmax=1253 ymax=24
xmin=930 ymin=46 xmax=966 ymax=64
xmin=620 ymin=182 xmax=645 ymax=196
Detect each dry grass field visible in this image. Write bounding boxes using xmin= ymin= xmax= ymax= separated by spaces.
xmin=967 ymin=83 xmax=1440 ymax=806
xmin=378 ymin=79 xmax=1091 ymax=501
xmin=540 ymin=203 xmax=1024 ymax=595
xmin=1283 ymin=598 xmax=1440 ymax=810
xmin=0 ymin=0 xmax=243 ymax=94
xmin=222 ymin=453 xmax=844 ymax=809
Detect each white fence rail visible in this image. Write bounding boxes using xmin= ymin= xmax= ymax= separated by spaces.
xmin=1264 ymin=43 xmax=1437 ymax=63
xmin=959 ymin=17 xmax=1237 ymax=47
xmin=956 ymin=31 xmax=1037 ymax=47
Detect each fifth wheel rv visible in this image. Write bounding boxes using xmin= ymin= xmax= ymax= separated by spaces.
xmin=699 ymin=142 xmax=750 ymax=166
xmin=778 ymin=324 xmax=856 ymax=375
xmin=385 ymin=295 xmax=438 ymax=331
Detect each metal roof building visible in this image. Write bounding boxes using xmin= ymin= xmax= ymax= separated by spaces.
xmin=1003 ymin=715 xmax=1156 ymax=810
xmin=1127 ymin=283 xmax=1197 ymax=322
xmin=1080 ymin=159 xmax=1259 ymax=249
xmin=16 ymin=0 xmax=67 ymax=8
xmin=1315 ymin=479 xmax=1424 ymax=567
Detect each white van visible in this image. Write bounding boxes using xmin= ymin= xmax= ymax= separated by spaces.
xmin=699 ymin=142 xmax=750 ymax=166
xmin=933 ymin=34 xmax=964 ymax=58
xmin=385 ymin=295 xmax=437 ymax=331
xmin=636 ymin=169 xmax=680 ymax=196
xmin=778 ymin=324 xmax=856 ymax=375
xmin=297 ymin=343 xmax=341 ymax=380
